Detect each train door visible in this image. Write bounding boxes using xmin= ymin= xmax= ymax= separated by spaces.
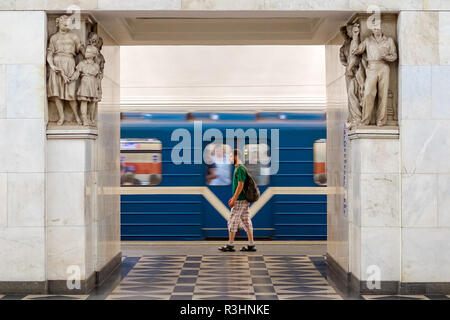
xmin=202 ymin=140 xmax=273 ymax=239
xmin=202 ymin=142 xmax=233 ymax=238
xmin=243 ymin=143 xmax=273 ymax=239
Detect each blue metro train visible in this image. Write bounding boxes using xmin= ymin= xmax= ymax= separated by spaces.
xmin=120 ymin=112 xmax=327 ymax=241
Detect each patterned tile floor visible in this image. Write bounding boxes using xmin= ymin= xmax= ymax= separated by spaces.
xmin=107 ymin=255 xmax=343 ymax=300
xmin=1 ymin=242 xmax=450 ymax=300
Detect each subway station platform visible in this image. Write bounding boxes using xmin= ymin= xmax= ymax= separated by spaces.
xmin=1 ymin=242 xmax=449 ymax=301
xmin=2 ymin=3 xmax=450 ymax=299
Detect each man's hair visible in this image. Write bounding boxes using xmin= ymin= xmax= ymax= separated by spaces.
xmin=122 ymin=172 xmax=135 ymax=184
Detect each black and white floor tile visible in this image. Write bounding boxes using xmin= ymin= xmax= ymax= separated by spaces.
xmin=106 ymin=255 xmax=343 ymax=300
xmin=1 ymin=254 xmax=445 ymax=300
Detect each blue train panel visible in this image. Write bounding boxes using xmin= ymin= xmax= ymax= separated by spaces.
xmin=121 ymin=194 xmax=203 ymax=240
xmin=272 ymin=194 xmax=327 ymax=240
xmin=120 ymin=112 xmax=327 ymax=241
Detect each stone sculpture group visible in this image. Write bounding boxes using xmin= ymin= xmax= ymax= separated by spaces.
xmin=340 ymin=22 xmax=397 ymax=128
xmin=47 ymin=15 xmax=105 ymax=127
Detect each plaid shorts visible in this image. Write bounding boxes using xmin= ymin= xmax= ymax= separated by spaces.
xmin=228 ymin=200 xmax=253 ymax=233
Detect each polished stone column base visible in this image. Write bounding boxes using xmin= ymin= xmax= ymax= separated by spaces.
xmin=0 ymin=252 xmax=121 ymax=295
xmin=0 ymin=281 xmax=47 ymax=295
xmin=327 ymin=253 xmax=450 ymax=295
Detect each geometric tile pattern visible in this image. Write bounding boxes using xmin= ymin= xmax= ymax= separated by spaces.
xmin=1 ymin=254 xmax=441 ymax=300
xmin=106 ymin=255 xmax=343 ymax=300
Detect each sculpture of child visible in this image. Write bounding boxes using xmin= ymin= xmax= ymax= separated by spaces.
xmin=70 ymin=45 xmax=100 ymax=126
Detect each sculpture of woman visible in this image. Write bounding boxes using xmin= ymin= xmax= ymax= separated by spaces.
xmin=47 ymin=15 xmax=83 ymax=126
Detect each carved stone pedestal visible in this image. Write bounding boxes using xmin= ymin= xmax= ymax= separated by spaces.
xmin=46 ymin=131 xmax=99 ymax=293
xmin=346 ymin=127 xmax=401 ymax=294
xmin=328 ymin=127 xmax=401 ymax=294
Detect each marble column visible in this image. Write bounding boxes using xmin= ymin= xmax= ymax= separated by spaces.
xmin=327 ymin=10 xmax=450 ymax=295
xmin=0 ymin=11 xmax=121 ymax=294
xmin=44 ymin=18 xmax=121 ymax=294
xmin=326 ymin=13 xmax=402 ymax=294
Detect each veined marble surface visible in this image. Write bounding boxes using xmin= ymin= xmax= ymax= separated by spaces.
xmin=325 ymin=32 xmax=349 ymax=273
xmin=360 ymin=226 xmax=401 ymax=281
xmin=0 ymin=227 xmax=46 ymax=281
xmin=349 ymin=222 xmax=361 ymax=279
xmin=347 ymin=135 xmax=401 ymax=281
xmin=94 ymin=25 xmax=121 ymax=273
xmin=402 ymin=174 xmax=438 ymax=227
xmin=398 ymin=11 xmax=440 ymax=66
xmin=402 ymin=228 xmax=450 ymax=282
xmin=47 ymin=225 xmax=93 ymax=280
xmin=398 ymin=10 xmax=450 ymax=282
xmin=0 ymin=11 xmax=47 ymax=283
xmin=3 ymin=0 xmax=449 ymax=11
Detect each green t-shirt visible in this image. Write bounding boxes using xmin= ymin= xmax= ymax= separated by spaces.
xmin=232 ymin=164 xmax=247 ymax=200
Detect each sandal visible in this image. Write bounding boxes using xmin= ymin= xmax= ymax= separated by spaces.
xmin=218 ymin=245 xmax=236 ymax=252
xmin=240 ymin=245 xmax=257 ymax=252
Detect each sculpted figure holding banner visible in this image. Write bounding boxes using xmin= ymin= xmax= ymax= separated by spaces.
xmin=47 ymin=15 xmax=83 ymax=126
xmin=339 ymin=25 xmax=353 ymax=123
xmin=340 ymin=24 xmax=366 ymax=128
xmin=352 ymin=25 xmax=397 ymax=126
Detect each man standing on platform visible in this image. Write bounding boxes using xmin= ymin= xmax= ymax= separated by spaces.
xmin=219 ymin=149 xmax=256 ymax=252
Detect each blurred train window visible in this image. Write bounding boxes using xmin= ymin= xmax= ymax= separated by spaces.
xmin=120 ymin=138 xmax=162 ymax=186
xmin=313 ymin=139 xmax=327 ymax=186
xmin=244 ymin=143 xmax=270 ymax=186
xmin=204 ymin=143 xmax=232 ymax=185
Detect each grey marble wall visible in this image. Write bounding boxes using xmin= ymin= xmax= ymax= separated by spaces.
xmin=2 ymin=0 xmax=450 ymax=11
xmin=398 ymin=11 xmax=450 ymax=282
xmin=325 ymin=32 xmax=349 ymax=272
xmin=94 ymin=25 xmax=121 ymax=272
xmin=0 ymin=11 xmax=47 ymax=283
